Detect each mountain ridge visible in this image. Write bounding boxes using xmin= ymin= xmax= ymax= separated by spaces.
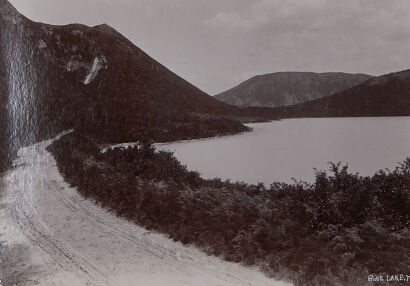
xmin=215 ymin=72 xmax=373 ymax=107
xmin=0 ymin=0 xmax=270 ymax=171
xmin=271 ymin=69 xmax=410 ymax=118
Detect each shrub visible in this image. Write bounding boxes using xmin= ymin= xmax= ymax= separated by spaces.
xmin=48 ymin=131 xmax=410 ymax=286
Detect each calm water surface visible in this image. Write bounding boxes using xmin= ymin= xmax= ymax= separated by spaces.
xmin=156 ymin=117 xmax=410 ymax=184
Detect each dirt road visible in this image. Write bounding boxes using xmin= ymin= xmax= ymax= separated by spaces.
xmin=0 ymin=136 xmax=291 ymax=286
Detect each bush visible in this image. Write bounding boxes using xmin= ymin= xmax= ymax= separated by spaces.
xmin=48 ymin=131 xmax=410 ymax=286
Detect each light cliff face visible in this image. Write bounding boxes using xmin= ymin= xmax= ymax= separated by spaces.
xmin=0 ymin=0 xmax=17 ymax=170
xmin=215 ymin=72 xmax=374 ymax=107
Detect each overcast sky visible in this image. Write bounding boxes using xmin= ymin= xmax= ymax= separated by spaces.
xmin=9 ymin=0 xmax=410 ymax=94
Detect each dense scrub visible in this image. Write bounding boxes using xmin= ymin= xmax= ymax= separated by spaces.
xmin=48 ymin=132 xmax=409 ymax=286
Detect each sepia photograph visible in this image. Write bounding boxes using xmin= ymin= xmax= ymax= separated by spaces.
xmin=0 ymin=0 xmax=409 ymax=285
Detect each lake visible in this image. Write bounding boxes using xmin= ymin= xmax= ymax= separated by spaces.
xmin=156 ymin=117 xmax=410 ymax=185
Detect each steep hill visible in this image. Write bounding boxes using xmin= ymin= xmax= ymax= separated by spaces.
xmin=0 ymin=0 xmax=266 ymax=171
xmin=215 ymin=72 xmax=373 ymax=107
xmin=272 ymin=69 xmax=410 ymax=118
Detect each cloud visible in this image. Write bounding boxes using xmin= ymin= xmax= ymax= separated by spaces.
xmin=203 ymin=0 xmax=315 ymax=31
xmin=204 ymin=0 xmax=410 ymax=35
xmin=205 ymin=11 xmax=269 ymax=30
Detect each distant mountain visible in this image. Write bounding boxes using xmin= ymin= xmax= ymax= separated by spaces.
xmin=215 ymin=72 xmax=373 ymax=107
xmin=272 ymin=69 xmax=410 ymax=118
xmin=0 ymin=0 xmax=270 ymax=171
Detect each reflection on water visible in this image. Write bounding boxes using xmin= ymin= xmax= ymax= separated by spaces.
xmin=157 ymin=117 xmax=410 ymax=184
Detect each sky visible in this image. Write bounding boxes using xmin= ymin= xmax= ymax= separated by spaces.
xmin=9 ymin=0 xmax=410 ymax=95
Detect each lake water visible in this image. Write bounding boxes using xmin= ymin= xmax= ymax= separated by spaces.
xmin=156 ymin=117 xmax=410 ymax=185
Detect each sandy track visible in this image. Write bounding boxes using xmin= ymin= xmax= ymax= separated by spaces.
xmin=0 ymin=136 xmax=291 ymax=286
